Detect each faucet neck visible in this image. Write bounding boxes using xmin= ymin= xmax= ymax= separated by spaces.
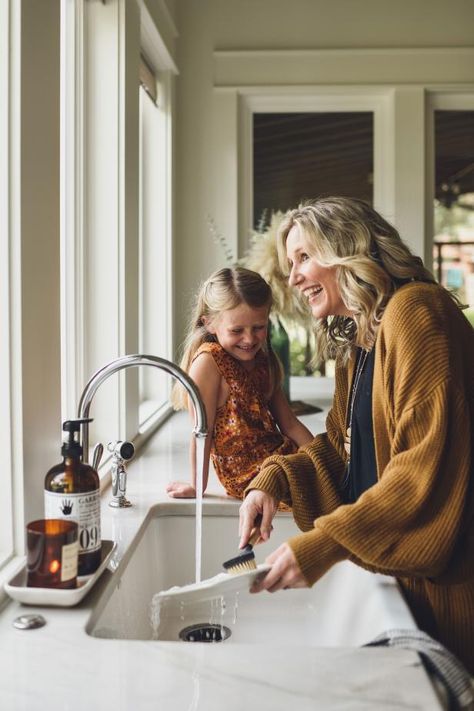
xmin=77 ymin=354 xmax=207 ymax=463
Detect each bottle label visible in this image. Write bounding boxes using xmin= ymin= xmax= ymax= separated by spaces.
xmin=61 ymin=540 xmax=79 ymax=582
xmin=44 ymin=490 xmax=101 ymax=554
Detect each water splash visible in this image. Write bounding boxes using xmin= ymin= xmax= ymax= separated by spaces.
xmin=149 ymin=591 xmax=240 ymax=642
xmin=232 ymin=592 xmax=239 ymax=624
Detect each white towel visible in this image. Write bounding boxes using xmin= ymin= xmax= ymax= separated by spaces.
xmin=365 ymin=629 xmax=474 ymax=711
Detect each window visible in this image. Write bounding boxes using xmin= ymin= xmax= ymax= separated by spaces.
xmin=60 ymin=1 xmax=176 ymax=466
xmin=0 ymin=0 xmax=176 ymax=590
xmin=251 ymin=105 xmax=376 ymax=382
xmin=431 ymin=106 xmax=474 ymax=310
xmin=253 ymin=112 xmax=374 ymax=228
xmin=138 ymin=73 xmax=173 ymax=431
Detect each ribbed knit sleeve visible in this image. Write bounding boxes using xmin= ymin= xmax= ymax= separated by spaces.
xmin=246 ymin=433 xmax=346 ymax=530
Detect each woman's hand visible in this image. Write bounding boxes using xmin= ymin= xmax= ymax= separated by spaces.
xmin=239 ymin=490 xmax=278 ymax=548
xmin=166 ymin=481 xmax=197 ymax=498
xmin=251 ymin=543 xmax=308 ymax=593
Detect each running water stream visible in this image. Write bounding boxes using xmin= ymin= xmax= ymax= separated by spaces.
xmin=194 ymin=436 xmax=206 ymax=583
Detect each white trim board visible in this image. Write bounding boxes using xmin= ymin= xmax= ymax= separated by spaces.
xmin=214 ymin=47 xmax=474 ymax=87
xmin=139 ymin=0 xmax=178 ymax=74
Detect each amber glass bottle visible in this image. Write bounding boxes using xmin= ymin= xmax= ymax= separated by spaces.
xmin=44 ymin=419 xmax=101 ymax=575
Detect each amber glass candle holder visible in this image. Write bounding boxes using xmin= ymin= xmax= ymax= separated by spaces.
xmin=26 ymin=519 xmax=79 ymax=589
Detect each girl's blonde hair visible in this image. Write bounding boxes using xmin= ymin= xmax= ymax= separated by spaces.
xmin=171 ymin=266 xmax=281 ymax=409
xmin=277 ymin=197 xmax=438 ymax=361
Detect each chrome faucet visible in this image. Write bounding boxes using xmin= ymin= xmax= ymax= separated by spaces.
xmin=77 ymin=354 xmax=207 ymax=465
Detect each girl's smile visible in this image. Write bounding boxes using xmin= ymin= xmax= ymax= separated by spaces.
xmin=205 ymin=303 xmax=269 ymax=367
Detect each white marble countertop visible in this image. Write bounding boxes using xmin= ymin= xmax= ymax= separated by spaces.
xmin=0 ymin=378 xmax=443 ymax=710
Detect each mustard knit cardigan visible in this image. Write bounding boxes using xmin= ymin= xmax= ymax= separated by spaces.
xmin=247 ymin=282 xmax=474 ymax=670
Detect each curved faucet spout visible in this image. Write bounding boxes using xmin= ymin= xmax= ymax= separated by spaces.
xmin=77 ymin=354 xmax=207 ymax=463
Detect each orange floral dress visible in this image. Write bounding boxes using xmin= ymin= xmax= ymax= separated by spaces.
xmin=193 ymin=342 xmax=297 ymax=500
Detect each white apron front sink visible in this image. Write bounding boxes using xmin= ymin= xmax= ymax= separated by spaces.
xmin=87 ymin=503 xmax=416 ymax=645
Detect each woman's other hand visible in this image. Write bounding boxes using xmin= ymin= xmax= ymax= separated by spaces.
xmin=251 ymin=543 xmax=308 ymax=592
xmin=239 ymin=490 xmax=277 ymax=548
xmin=166 ymin=481 xmax=197 ymax=498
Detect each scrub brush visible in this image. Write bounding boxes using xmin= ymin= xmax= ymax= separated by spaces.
xmin=223 ymin=526 xmax=261 ymax=575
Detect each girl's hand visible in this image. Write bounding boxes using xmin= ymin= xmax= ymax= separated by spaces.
xmin=251 ymin=543 xmax=308 ymax=593
xmin=239 ymin=490 xmax=277 ymax=548
xmin=166 ymin=481 xmax=197 ymax=498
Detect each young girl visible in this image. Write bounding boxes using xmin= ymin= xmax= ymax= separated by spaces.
xmin=166 ymin=266 xmax=313 ymax=500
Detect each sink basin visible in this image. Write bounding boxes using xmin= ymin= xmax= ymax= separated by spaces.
xmin=87 ymin=503 xmax=416 ymax=645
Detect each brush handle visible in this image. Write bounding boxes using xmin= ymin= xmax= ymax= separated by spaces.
xmin=250 ymin=513 xmax=263 ymax=544
xmin=241 ymin=524 xmax=262 ymax=554
xmin=247 ymin=527 xmax=261 ymax=547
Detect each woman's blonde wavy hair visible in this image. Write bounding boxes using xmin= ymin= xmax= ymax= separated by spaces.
xmin=171 ymin=266 xmax=281 ymax=409
xmin=277 ymin=197 xmax=439 ymax=362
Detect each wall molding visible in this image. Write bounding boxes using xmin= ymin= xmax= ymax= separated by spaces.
xmin=214 ymin=47 xmax=474 ymax=87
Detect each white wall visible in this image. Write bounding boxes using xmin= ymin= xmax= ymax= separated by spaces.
xmin=172 ymin=0 xmax=474 ymax=350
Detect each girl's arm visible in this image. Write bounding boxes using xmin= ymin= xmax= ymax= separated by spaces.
xmin=166 ymin=353 xmax=221 ymax=498
xmin=269 ymin=385 xmax=313 ymax=447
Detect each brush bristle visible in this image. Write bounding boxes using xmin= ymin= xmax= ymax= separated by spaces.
xmin=223 ymin=551 xmax=257 ymax=574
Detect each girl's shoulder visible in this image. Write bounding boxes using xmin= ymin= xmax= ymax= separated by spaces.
xmin=193 ymin=341 xmax=236 ymax=379
xmin=194 ymin=341 xmax=224 ymax=360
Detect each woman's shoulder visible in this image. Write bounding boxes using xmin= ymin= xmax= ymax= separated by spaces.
xmin=380 ymin=281 xmax=473 ymax=363
xmin=387 ymin=281 xmax=455 ymax=310
xmin=384 ymin=281 xmax=465 ymax=329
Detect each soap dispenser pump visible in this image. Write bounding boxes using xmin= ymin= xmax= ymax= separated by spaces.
xmin=44 ymin=418 xmax=101 ymax=575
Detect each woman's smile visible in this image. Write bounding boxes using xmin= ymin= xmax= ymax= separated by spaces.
xmin=303 ymin=284 xmax=324 ymax=304
xmin=286 ymin=224 xmax=352 ymax=319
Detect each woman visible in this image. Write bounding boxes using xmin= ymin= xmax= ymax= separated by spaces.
xmin=239 ymin=197 xmax=474 ymax=672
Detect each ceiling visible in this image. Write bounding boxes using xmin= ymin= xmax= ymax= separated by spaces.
xmin=253 ymin=110 xmax=474 ymax=226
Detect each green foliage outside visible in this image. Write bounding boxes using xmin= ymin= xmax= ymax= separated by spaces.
xmin=289 ymin=338 xmax=310 ymax=376
xmin=289 ymin=338 xmax=335 ymax=377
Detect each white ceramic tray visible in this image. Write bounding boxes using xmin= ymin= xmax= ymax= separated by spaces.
xmin=155 ymin=563 xmax=272 ymax=604
xmin=4 ymin=539 xmax=116 ymax=607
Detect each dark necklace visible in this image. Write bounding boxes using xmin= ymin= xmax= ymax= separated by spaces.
xmin=344 ymin=348 xmax=370 ymax=464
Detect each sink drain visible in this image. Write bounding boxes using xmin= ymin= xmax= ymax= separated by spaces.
xmin=179 ymin=623 xmax=231 ymax=643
